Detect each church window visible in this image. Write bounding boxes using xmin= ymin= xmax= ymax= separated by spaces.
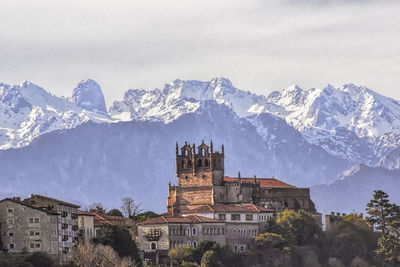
xmin=204 ymin=159 xmax=209 ymax=167
xmin=197 ymin=159 xmax=202 ymax=167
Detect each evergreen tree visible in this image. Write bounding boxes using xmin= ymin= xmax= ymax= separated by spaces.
xmin=366 ymin=190 xmax=393 ymax=237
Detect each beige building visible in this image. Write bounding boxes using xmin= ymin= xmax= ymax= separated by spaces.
xmin=24 ymin=194 xmax=80 ymax=256
xmin=0 ymin=198 xmax=59 ymax=255
xmin=138 ymin=214 xmax=225 ymax=265
xmin=182 ymin=204 xmax=274 ymax=253
xmin=77 ymin=211 xmax=95 ymax=241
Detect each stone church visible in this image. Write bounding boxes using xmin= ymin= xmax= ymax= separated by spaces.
xmin=167 ymin=140 xmax=316 ymax=214
xmin=138 ymin=141 xmax=320 ymax=264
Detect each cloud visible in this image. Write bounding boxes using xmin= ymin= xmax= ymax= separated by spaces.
xmin=0 ymin=0 xmax=399 ymax=104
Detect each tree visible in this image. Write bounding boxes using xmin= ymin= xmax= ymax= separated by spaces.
xmin=121 ymin=197 xmax=141 ymax=219
xmin=134 ymin=211 xmax=159 ymax=222
xmin=71 ymin=241 xmax=136 ymax=267
xmin=93 ymin=224 xmax=142 ymax=267
xmin=108 ymin=208 xmax=124 ymax=217
xmin=366 ymin=190 xmax=393 ymax=237
xmin=169 ymin=245 xmax=187 ymax=266
xmin=200 ymin=250 xmax=222 ymax=267
xmin=255 ymin=233 xmax=287 ymax=250
xmin=273 ymin=209 xmax=323 ymax=247
xmin=86 ymin=202 xmax=107 ymax=214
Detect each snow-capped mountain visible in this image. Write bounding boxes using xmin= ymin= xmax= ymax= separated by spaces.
xmin=71 ymin=79 xmax=107 ymax=114
xmin=108 ymin=77 xmax=269 ymax=122
xmin=0 ymin=101 xmax=349 ymax=211
xmin=378 ymin=147 xmax=400 ymax=170
xmin=262 ymin=84 xmax=400 ymax=165
xmin=0 ymin=81 xmax=110 ymax=149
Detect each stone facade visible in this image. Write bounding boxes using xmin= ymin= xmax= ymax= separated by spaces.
xmin=77 ymin=211 xmax=95 ymax=241
xmin=24 ymin=194 xmax=80 ymax=258
xmin=325 ymin=212 xmax=363 ymax=231
xmin=0 ymin=198 xmax=59 ymax=255
xmin=168 ymin=141 xmax=317 ymax=214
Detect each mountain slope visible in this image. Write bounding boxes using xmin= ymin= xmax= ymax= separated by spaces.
xmin=311 ymin=164 xmax=400 ymax=214
xmin=71 ymin=79 xmax=107 ymax=114
xmin=0 ymin=101 xmax=349 ymax=211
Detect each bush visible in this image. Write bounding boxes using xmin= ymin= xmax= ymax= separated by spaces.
xmin=24 ymin=252 xmax=54 ymax=267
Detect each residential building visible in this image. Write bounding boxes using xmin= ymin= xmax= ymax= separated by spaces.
xmin=24 ymin=194 xmax=80 ymax=257
xmin=0 ymin=197 xmax=59 ymax=256
xmin=77 ymin=211 xmax=95 ymax=241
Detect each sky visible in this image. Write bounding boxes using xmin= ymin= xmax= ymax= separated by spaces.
xmin=1 ymin=0 xmax=400 ymax=106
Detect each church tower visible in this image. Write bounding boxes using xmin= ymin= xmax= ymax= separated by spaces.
xmin=167 ymin=140 xmax=225 ymax=213
xmin=175 ymin=140 xmax=224 ymax=187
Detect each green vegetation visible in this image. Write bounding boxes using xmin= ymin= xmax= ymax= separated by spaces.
xmin=108 ymin=208 xmax=124 ymax=217
xmin=0 ymin=252 xmax=54 ymax=267
xmin=92 ymin=224 xmax=142 ymax=267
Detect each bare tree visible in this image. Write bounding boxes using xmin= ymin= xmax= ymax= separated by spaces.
xmin=85 ymin=202 xmax=107 ymax=214
xmin=121 ymin=197 xmax=141 ymax=219
xmin=71 ymin=241 xmax=136 ymax=267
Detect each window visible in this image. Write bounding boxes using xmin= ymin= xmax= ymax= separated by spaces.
xmin=30 ymin=243 xmax=35 ymax=249
xmin=29 ymin=230 xmax=34 ymax=236
xmin=240 ymin=245 xmax=245 ymax=252
xmin=61 ymin=211 xmax=68 ymax=218
xmin=7 ymin=218 xmax=14 ymax=224
xmin=218 ymin=214 xmax=226 ymax=220
xmin=187 ymin=241 xmax=191 ymax=247
xmin=246 ymin=214 xmax=253 ymax=221
xmin=34 ymin=218 xmax=39 ymax=224
xmin=233 ymin=229 xmax=236 ymax=235
xmin=186 ymin=227 xmax=191 ymax=236
xmin=29 ymin=218 xmax=34 ymax=224
xmin=204 ymin=159 xmax=209 ymax=167
xmin=231 ymin=214 xmax=240 ymax=221
xmin=193 ymin=241 xmax=197 ymax=248
xmin=192 ymin=227 xmax=197 ymax=236
xmin=8 ymin=208 xmax=13 ymax=213
xmin=35 ymin=243 xmax=40 ymax=248
xmin=197 ymin=159 xmax=202 ymax=167
xmin=234 ymin=245 xmax=238 ymax=253
xmin=9 ymin=231 xmax=13 ymax=237
xmin=9 ymin=244 xmax=14 ymax=249
xmin=150 ymin=242 xmax=157 ymax=250
xmin=35 ymin=231 xmax=40 ymax=236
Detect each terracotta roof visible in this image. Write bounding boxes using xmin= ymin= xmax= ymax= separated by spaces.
xmin=138 ymin=214 xmax=222 ymax=225
xmin=25 ymin=194 xmax=81 ymax=208
xmin=78 ymin=210 xmax=95 ymax=216
xmin=0 ymin=198 xmax=59 ymax=215
xmin=183 ymin=204 xmax=274 ymax=214
xmin=224 ymin=176 xmax=296 ymax=188
xmin=91 ymin=212 xmax=128 ymax=227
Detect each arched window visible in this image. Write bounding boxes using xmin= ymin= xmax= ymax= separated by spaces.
xmin=188 ymin=160 xmax=192 ymax=168
xmin=186 ymin=227 xmax=191 ymax=236
xmin=204 ymin=159 xmax=209 ymax=167
xmin=192 ymin=227 xmax=197 ymax=236
xmin=150 ymin=242 xmax=157 ymax=250
xmin=185 ymin=149 xmax=189 ymax=156
xmin=197 ymin=159 xmax=202 ymax=167
xmin=200 ymin=148 xmax=205 ymax=156
xmin=193 ymin=241 xmax=197 ymax=248
xmin=233 ymin=229 xmax=236 ymax=235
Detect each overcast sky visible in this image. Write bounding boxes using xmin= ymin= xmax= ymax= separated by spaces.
xmin=1 ymin=0 xmax=399 ymax=105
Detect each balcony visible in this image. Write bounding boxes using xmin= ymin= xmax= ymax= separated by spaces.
xmin=61 ymin=223 xmax=68 ymax=230
xmin=71 ymin=213 xmax=78 ymax=220
xmin=72 ymin=225 xmax=78 ymax=231
xmin=62 ymin=235 xmax=69 ymax=242
xmin=61 ymin=211 xmax=68 ymax=218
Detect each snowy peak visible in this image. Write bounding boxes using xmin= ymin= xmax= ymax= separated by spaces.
xmin=109 ymin=77 xmax=268 ymax=122
xmin=71 ymin=79 xmax=107 ymax=114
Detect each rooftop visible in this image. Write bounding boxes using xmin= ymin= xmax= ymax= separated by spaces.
xmin=182 ymin=204 xmax=274 ymax=214
xmin=26 ymin=194 xmax=81 ymax=208
xmin=138 ymin=214 xmax=223 ymax=225
xmin=0 ymin=198 xmax=59 ymax=215
xmin=224 ymin=176 xmax=296 ymax=188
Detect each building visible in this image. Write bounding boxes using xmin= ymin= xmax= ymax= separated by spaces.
xmin=181 ymin=204 xmax=274 ymax=252
xmin=325 ymin=212 xmax=364 ymax=231
xmin=138 ymin=214 xmax=225 ymax=265
xmin=168 ymin=141 xmax=316 ymax=214
xmin=24 ymin=194 xmax=80 ymax=256
xmin=138 ymin=141 xmax=321 ymax=263
xmin=77 ymin=211 xmax=95 ymax=241
xmin=0 ymin=197 xmax=59 ymax=256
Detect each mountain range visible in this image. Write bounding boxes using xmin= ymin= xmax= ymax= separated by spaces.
xmin=0 ymin=77 xmax=399 ymax=213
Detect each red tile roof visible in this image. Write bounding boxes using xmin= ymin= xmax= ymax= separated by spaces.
xmin=224 ymin=176 xmax=296 ymax=188
xmin=138 ymin=214 xmax=222 ymax=225
xmin=91 ymin=212 xmax=127 ymax=227
xmin=183 ymin=204 xmax=274 ymax=214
